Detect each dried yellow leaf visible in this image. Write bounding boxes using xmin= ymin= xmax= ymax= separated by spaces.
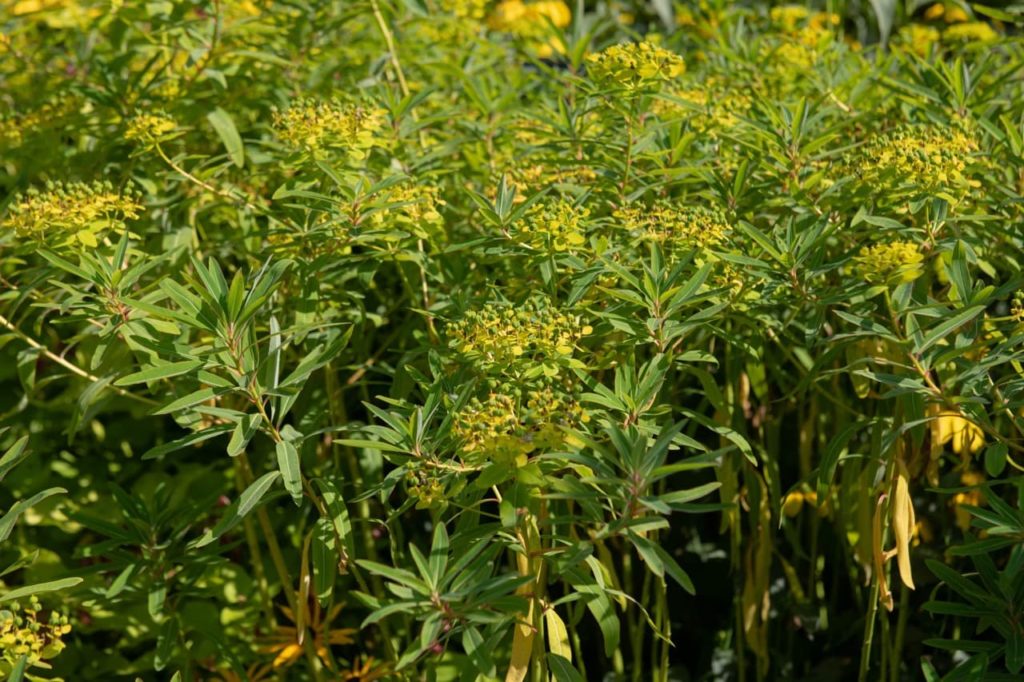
xmin=892 ymin=462 xmax=916 ymax=590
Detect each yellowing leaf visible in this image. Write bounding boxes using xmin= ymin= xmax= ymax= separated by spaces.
xmin=893 ymin=461 xmax=916 ymax=590
xmin=545 ymin=607 xmax=571 ymax=662
xmin=872 ymin=494 xmax=893 ymax=611
xmin=506 ymin=589 xmax=535 ymax=682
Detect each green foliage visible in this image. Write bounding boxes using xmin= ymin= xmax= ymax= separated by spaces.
xmin=2 ymin=0 xmax=1024 ymax=680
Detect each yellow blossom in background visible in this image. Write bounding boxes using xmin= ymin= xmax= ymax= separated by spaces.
xmin=653 ymin=81 xmax=751 ymax=133
xmin=273 ymin=98 xmax=387 ymax=160
xmin=6 ymin=0 xmax=99 ymax=28
xmin=260 ymin=602 xmax=355 ymax=670
xmin=932 ymin=410 xmax=985 ymax=458
xmin=782 ymin=490 xmax=804 ymax=517
xmin=924 ymin=2 xmax=969 ymax=23
xmin=0 ymin=598 xmax=72 ymax=675
xmin=440 ymin=0 xmax=487 ymax=20
xmin=898 ymin=23 xmax=940 ymax=56
xmin=586 ymin=40 xmax=685 ymax=92
xmin=488 ymin=0 xmax=571 ymax=32
xmin=0 ymin=97 xmax=80 ymax=149
xmin=124 ymin=112 xmax=178 ymax=146
xmin=942 ymin=21 xmax=999 ymax=45
xmin=3 ymin=181 xmax=143 ymax=248
xmin=853 ymin=241 xmax=924 ymax=285
xmin=616 ymin=201 xmax=730 ymax=251
xmin=770 ymin=5 xmax=809 ymax=32
xmin=487 ymin=0 xmax=571 ymax=56
xmin=952 ymin=470 xmax=985 ymax=531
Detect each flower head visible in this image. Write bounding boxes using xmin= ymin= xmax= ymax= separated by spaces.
xmin=448 ymin=299 xmax=591 ymax=379
xmin=586 ymin=40 xmax=684 ymax=92
xmin=511 ymin=200 xmax=589 ymax=252
xmin=3 ymin=181 xmax=143 ymax=248
xmin=616 ymin=201 xmax=730 ymax=251
xmin=273 ymin=98 xmax=387 ymax=160
xmin=125 ymin=112 xmax=178 ymax=146
xmin=847 ymin=123 xmax=980 ymax=197
xmin=898 ymin=24 xmax=940 ymax=56
xmin=452 ymin=378 xmax=588 ymax=465
xmin=0 ymin=597 xmax=72 ymax=675
xmin=853 ymin=241 xmax=924 ymax=285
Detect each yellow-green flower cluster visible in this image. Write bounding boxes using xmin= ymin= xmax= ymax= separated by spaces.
xmin=0 ymin=598 xmax=72 ymax=675
xmin=448 ymin=300 xmax=592 ymax=374
xmin=586 ymin=40 xmax=684 ymax=92
xmin=850 ymin=124 xmax=979 ymax=196
xmin=616 ymin=202 xmax=730 ymax=250
xmin=897 ymin=24 xmax=941 ymax=56
xmin=452 ymin=380 xmax=588 ymax=464
xmin=1012 ymin=292 xmax=1024 ymax=323
xmin=440 ymin=0 xmax=488 ymax=19
xmin=405 ymin=468 xmax=448 ymax=510
xmin=3 ymin=181 xmax=143 ymax=248
xmin=853 ymin=241 xmax=924 ymax=285
xmin=942 ymin=21 xmax=999 ymax=45
xmin=373 ymin=183 xmax=446 ymax=240
xmin=653 ymin=83 xmax=751 ymax=133
xmin=0 ymin=97 xmax=79 ymax=149
xmin=511 ymin=200 xmax=589 ymax=252
xmin=272 ymin=98 xmax=387 ymax=160
xmin=124 ymin=112 xmax=177 ymax=146
xmin=769 ymin=5 xmax=810 ymax=32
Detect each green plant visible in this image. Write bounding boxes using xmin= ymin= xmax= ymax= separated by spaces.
xmin=2 ymin=1 xmax=1024 ymax=681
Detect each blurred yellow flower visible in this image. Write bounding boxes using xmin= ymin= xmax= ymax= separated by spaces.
xmin=943 ymin=21 xmax=999 ymax=44
xmin=898 ymin=23 xmax=940 ymax=56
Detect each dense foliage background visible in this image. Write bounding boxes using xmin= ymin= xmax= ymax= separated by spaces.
xmin=3 ymin=0 xmax=1024 ymax=680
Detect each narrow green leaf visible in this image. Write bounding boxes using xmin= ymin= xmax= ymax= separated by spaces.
xmin=193 ymin=471 xmax=282 ymax=548
xmin=916 ymin=305 xmax=984 ymax=355
xmin=276 ymin=440 xmax=303 ymax=505
xmin=207 ymin=107 xmax=245 ymax=167
xmin=0 ymin=488 xmax=67 ymax=542
xmin=0 ymin=436 xmax=30 ymax=483
xmin=0 ymin=577 xmax=83 ymax=602
xmin=115 ymin=360 xmax=203 ymax=386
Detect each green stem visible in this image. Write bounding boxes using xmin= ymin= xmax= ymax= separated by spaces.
xmin=857 ymin=578 xmax=881 ymax=682
xmin=890 ymin=583 xmax=910 ymax=682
